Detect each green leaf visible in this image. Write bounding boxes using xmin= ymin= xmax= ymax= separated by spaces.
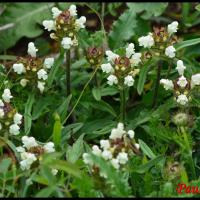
xmin=66 ymin=134 xmax=85 ymax=163
xmin=92 ymin=87 xmax=101 ymax=101
xmin=0 ymin=55 xmax=16 ymax=60
xmin=195 ymin=4 xmax=200 ymax=11
xmin=56 ymin=94 xmax=72 ymax=123
xmin=100 ymin=87 xmax=118 ymax=96
xmin=32 ymin=96 xmax=52 ymax=120
xmin=35 ymin=186 xmax=55 ymax=197
xmin=108 ymin=9 xmax=137 ymax=49
xmin=52 ymin=113 xmax=62 ymax=149
xmin=42 ymin=159 xmax=82 ymax=178
xmin=137 ymin=59 xmax=156 ymax=95
xmin=134 ymin=155 xmax=165 ymax=174
xmin=47 ymin=50 xmax=65 ymax=87
xmin=127 ymin=3 xmax=168 ymax=19
xmin=175 ymin=38 xmax=200 ymax=51
xmin=0 ymin=158 xmax=12 ymax=173
xmin=24 ymin=93 xmax=35 ymax=135
xmin=138 ymin=139 xmax=156 ymax=159
xmin=40 ymin=166 xmax=56 ymax=185
xmin=88 ymin=100 xmax=117 ymax=117
xmin=0 ymin=3 xmax=54 ymax=52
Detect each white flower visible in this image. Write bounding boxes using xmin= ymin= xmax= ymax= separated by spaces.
xmin=0 ymin=99 xmax=4 ymax=107
xmin=69 ymin=5 xmax=77 ymax=16
xmin=126 ymin=43 xmax=135 ymax=58
xmin=44 ymin=57 xmax=54 ymax=69
xmin=44 ymin=142 xmax=55 ymax=153
xmin=20 ymin=79 xmax=29 ymax=87
xmin=13 ymin=63 xmax=25 ymax=74
xmin=160 ymin=79 xmax=174 ymax=91
xmin=27 ymin=42 xmax=38 ymax=57
xmin=165 ymin=46 xmax=176 ymax=58
xmin=92 ymin=145 xmax=102 ymax=156
xmin=117 ymin=123 xmax=124 ymax=130
xmin=177 ymin=76 xmax=187 ymax=88
xmin=100 ymin=140 xmax=110 ymax=150
xmin=124 ymin=75 xmax=134 ymax=87
xmin=2 ymin=89 xmax=13 ymax=103
xmin=176 ymin=94 xmax=188 ymax=106
xmin=13 ymin=113 xmax=23 ymax=125
xmin=191 ymin=73 xmax=200 ymax=88
xmin=22 ymin=136 xmax=38 ymax=150
xmin=9 ymin=124 xmax=20 ymax=135
xmin=117 ymin=152 xmax=128 ymax=164
xmin=20 ymin=159 xmax=31 ymax=171
xmin=61 ymin=37 xmax=73 ymax=49
xmin=110 ymin=158 xmax=120 ymax=169
xmin=16 ymin=146 xmax=25 ymax=153
xmin=105 ymin=50 xmax=119 ymax=63
xmin=75 ymin=16 xmax=86 ymax=29
xmin=20 ymin=152 xmax=37 ymax=171
xmin=42 ymin=20 xmax=55 ymax=32
xmin=51 ymin=7 xmax=62 ymax=19
xmin=82 ymin=153 xmax=93 ymax=165
xmin=101 ymin=63 xmax=114 ymax=74
xmin=102 ymin=150 xmax=112 ymax=160
xmin=135 ymin=143 xmax=140 ymax=149
xmin=127 ymin=130 xmax=135 ymax=139
xmin=167 ymin=21 xmax=179 ymax=35
xmin=0 ymin=109 xmax=4 ymax=118
xmin=176 ymin=60 xmax=186 ymax=76
xmin=107 ymin=75 xmax=118 ymax=86
xmin=37 ymin=69 xmax=48 ymax=80
xmin=131 ymin=53 xmax=142 ymax=66
xmin=37 ymin=81 xmax=45 ymax=93
xmin=109 ymin=124 xmax=126 ymax=140
xmin=51 ymin=169 xmax=58 ymax=175
xmin=138 ymin=33 xmax=154 ymax=48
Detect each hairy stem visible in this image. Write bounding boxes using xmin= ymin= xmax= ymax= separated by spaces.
xmin=119 ymin=87 xmax=126 ymax=123
xmin=152 ymin=61 xmax=162 ymax=108
xmin=101 ymin=3 xmax=105 ymax=29
xmin=66 ymin=50 xmax=71 ymax=97
xmin=62 ymin=67 xmax=99 ymax=125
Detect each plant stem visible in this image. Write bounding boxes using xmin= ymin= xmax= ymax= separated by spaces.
xmin=101 ymin=3 xmax=105 ymax=29
xmin=65 ymin=50 xmax=76 ymax=123
xmin=119 ymin=87 xmax=126 ymax=123
xmin=94 ymin=70 xmax=100 ymax=88
xmin=62 ymin=67 xmax=99 ymax=125
xmin=152 ymin=60 xmax=162 ymax=108
xmin=180 ymin=126 xmax=196 ymax=180
xmin=66 ymin=50 xmax=71 ymax=97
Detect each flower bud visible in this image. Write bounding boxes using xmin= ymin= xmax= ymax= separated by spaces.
xmin=86 ymin=47 xmax=104 ymax=66
xmin=172 ymin=112 xmax=188 ymax=127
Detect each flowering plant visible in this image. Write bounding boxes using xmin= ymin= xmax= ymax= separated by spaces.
xmin=1 ymin=2 xmax=200 ymax=198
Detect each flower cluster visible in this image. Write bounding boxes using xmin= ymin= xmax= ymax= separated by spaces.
xmin=43 ymin=5 xmax=86 ymax=50
xmin=0 ymin=88 xmax=23 ymax=135
xmin=86 ymin=47 xmax=104 ymax=67
xmin=83 ymin=123 xmax=140 ymax=177
xmin=138 ymin=21 xmax=178 ymax=59
xmin=12 ymin=42 xmax=54 ymax=93
xmin=101 ymin=43 xmax=142 ymax=87
xmin=16 ymin=136 xmax=57 ymax=175
xmin=160 ymin=60 xmax=200 ymax=106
